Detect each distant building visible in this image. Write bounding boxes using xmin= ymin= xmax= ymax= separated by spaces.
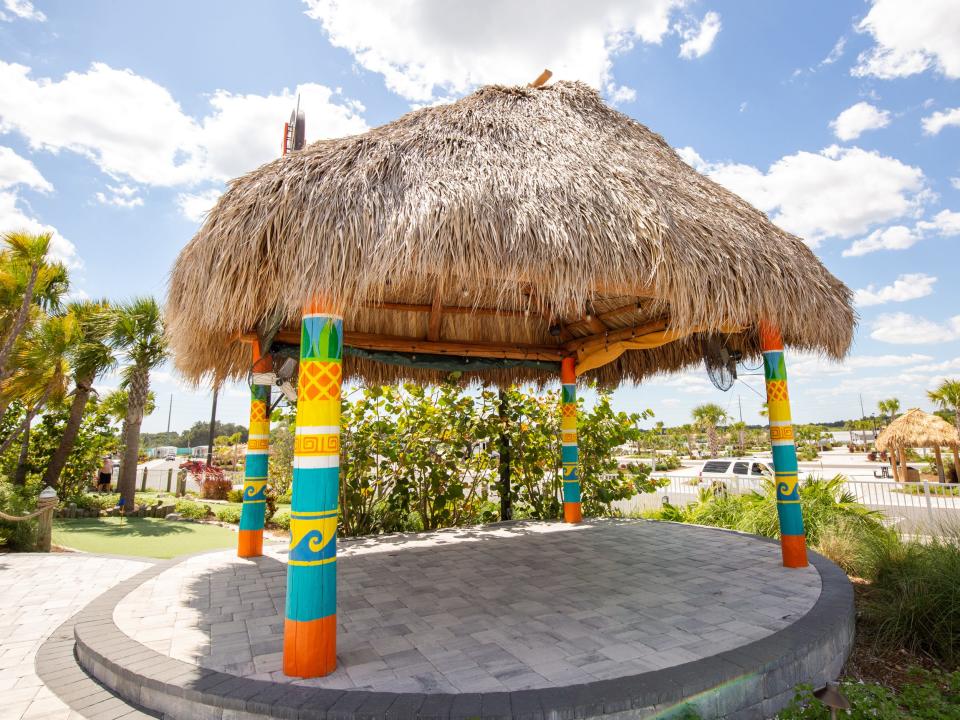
xmin=191 ymin=446 xmax=209 ymax=458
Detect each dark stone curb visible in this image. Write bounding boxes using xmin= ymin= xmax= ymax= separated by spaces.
xmin=72 ymin=526 xmax=855 ymax=720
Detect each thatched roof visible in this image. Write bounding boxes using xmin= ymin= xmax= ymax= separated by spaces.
xmin=166 ymin=80 xmax=854 ymax=387
xmin=876 ymin=408 xmax=960 ymax=450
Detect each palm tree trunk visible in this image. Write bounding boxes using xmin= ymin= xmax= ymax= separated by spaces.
xmin=117 ymin=367 xmax=149 ymax=509
xmin=934 ymin=446 xmax=945 ymax=483
xmin=0 ymin=262 xmax=39 ymax=379
xmin=41 ymin=372 xmax=94 ymax=490
xmin=13 ymin=422 xmax=30 ymax=486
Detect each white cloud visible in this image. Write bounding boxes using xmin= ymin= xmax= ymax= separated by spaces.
xmin=176 ymin=189 xmax=222 ymax=223
xmin=922 ymin=107 xmax=960 ymax=135
xmin=0 ymin=190 xmax=80 ymax=268
xmin=871 ymin=313 xmax=960 ymax=344
xmin=0 ymin=146 xmax=51 ymax=191
xmin=952 ymin=178 xmax=960 ymax=191
xmin=0 ymin=61 xmax=368 ymax=188
xmin=0 ymin=146 xmax=79 ymax=268
xmin=682 ymin=145 xmax=927 ymax=245
xmin=788 ymin=351 xmax=933 ymax=379
xmin=829 ymin=102 xmax=891 ymax=141
xmin=917 ymin=209 xmax=960 ymax=236
xmin=678 ymin=11 xmax=721 ymax=60
xmin=195 ymin=84 xmax=367 ymax=181
xmin=302 ymin=0 xmax=687 ymax=102
xmin=854 ymin=273 xmax=937 ymax=306
xmin=842 ymin=225 xmax=919 ymax=257
xmin=821 ymin=37 xmax=846 ymax=65
xmin=0 ymin=0 xmax=45 ymax=22
xmin=95 ymin=184 xmax=143 ymax=209
xmin=853 ymin=0 xmax=960 ymax=80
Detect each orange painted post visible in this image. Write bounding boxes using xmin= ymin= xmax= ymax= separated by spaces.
xmin=283 ymin=301 xmax=342 ymax=678
xmin=238 ymin=343 xmax=271 ymax=558
xmin=760 ymin=321 xmax=808 ymax=568
xmin=560 ymin=357 xmax=582 ymax=523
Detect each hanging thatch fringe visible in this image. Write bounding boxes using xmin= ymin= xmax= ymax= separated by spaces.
xmin=166 ymin=81 xmax=855 ymax=387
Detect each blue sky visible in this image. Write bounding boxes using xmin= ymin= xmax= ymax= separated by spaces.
xmin=0 ymin=0 xmax=958 ymax=433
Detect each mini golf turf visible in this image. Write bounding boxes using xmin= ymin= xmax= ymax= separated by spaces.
xmin=52 ymin=517 xmax=237 ymax=558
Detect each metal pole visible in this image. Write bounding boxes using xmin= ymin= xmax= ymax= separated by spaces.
xmin=166 ymin=393 xmax=173 ymax=434
xmin=206 ymin=385 xmax=219 ymax=467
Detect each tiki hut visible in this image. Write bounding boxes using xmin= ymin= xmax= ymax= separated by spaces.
xmin=876 ymin=408 xmax=960 ymax=482
xmin=166 ymin=78 xmax=856 ymax=678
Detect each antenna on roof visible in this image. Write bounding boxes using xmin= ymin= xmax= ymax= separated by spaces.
xmin=529 ymin=69 xmax=552 ymax=88
xmin=281 ymin=94 xmax=306 ymax=155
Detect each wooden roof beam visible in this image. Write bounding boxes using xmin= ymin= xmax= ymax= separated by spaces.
xmin=563 ymin=318 xmax=670 ymax=354
xmin=242 ymin=329 xmax=564 ymax=362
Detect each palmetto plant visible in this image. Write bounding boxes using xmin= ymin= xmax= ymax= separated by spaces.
xmin=110 ymin=297 xmax=168 ymax=508
xmin=42 ymin=299 xmax=117 ymax=489
xmin=877 ymin=397 xmax=901 ymax=425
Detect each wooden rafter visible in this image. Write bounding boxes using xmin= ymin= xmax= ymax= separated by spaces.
xmin=563 ymin=318 xmax=670 ymax=354
xmin=564 ymin=301 xmax=643 ymax=336
xmin=363 ymin=302 xmax=533 ymax=320
xmin=243 ymin=329 xmax=563 ymax=362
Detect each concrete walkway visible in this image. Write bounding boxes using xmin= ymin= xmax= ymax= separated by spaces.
xmin=0 ymin=553 xmax=150 ymax=720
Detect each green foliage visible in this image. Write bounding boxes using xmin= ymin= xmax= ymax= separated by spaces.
xmin=0 ymin=476 xmax=40 ymax=549
xmin=27 ymin=396 xmax=117 ymax=496
xmin=795 ymin=444 xmax=819 ymax=461
xmin=215 ymin=505 xmax=241 ymax=524
xmin=777 ymin=670 xmax=960 ymax=719
xmin=860 ymin=529 xmax=960 ymax=665
xmin=174 ymin=498 xmax=212 ymax=520
xmin=226 ymin=489 xmax=243 ymax=503
xmin=141 ymin=420 xmax=249 ymax=451
xmin=271 ymin=509 xmax=290 ymax=530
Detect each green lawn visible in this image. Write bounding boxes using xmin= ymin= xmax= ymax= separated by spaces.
xmin=52 ymin=517 xmax=237 ymax=558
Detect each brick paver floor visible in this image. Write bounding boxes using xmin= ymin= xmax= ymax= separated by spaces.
xmin=0 ymin=553 xmax=151 ymax=720
xmin=114 ymin=520 xmax=821 ymax=694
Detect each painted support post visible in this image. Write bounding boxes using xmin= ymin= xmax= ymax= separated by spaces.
xmin=238 ymin=343 xmax=272 ymax=558
xmin=560 ymin=357 xmax=582 ymax=523
xmin=760 ymin=321 xmax=808 ymax=568
xmin=283 ymin=303 xmax=342 ymax=678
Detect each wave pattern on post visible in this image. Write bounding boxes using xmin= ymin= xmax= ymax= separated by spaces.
xmin=283 ymin=309 xmax=342 ymax=678
xmin=760 ymin=321 xmax=808 ymax=568
xmin=561 ymin=357 xmax=582 ymax=523
xmin=238 ymin=345 xmax=271 ymax=558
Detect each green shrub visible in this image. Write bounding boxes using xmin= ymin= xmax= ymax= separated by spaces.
xmin=215 ymin=505 xmax=241 ymax=524
xmin=226 ymin=489 xmax=243 ymax=503
xmin=174 ymin=499 xmax=212 ymax=520
xmin=271 ymin=509 xmax=290 ymax=530
xmin=275 ymin=490 xmax=291 ymax=505
xmin=860 ymin=529 xmax=960 ymax=664
xmin=777 ymin=669 xmax=960 ymax=719
xmin=0 ymin=478 xmax=40 ymax=550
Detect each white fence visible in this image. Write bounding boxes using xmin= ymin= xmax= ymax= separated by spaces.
xmin=613 ymin=474 xmax=960 ymax=534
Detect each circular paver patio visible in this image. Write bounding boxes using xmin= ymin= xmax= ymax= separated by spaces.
xmin=113 ymin=520 xmax=822 ymax=693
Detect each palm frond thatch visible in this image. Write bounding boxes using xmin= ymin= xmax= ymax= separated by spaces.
xmin=166 ymin=81 xmax=855 ymax=387
xmin=876 ymin=408 xmax=960 ymax=451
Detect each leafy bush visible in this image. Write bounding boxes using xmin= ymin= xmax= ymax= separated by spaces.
xmin=777 ymin=669 xmax=960 ymax=719
xmin=860 ymin=528 xmax=960 ymax=665
xmin=0 ymin=477 xmax=40 ymax=550
xmin=795 ymin=444 xmax=819 ymax=461
xmin=215 ymin=505 xmax=241 ymax=524
xmin=270 ymin=509 xmax=290 ymax=530
xmin=174 ymin=499 xmax=212 ymax=520
xmin=226 ymin=489 xmax=243 ymax=503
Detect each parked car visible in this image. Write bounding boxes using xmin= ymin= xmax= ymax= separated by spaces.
xmin=164 ymin=453 xmax=177 ymax=461
xmin=698 ymin=458 xmax=772 ymax=483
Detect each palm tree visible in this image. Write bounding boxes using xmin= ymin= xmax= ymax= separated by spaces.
xmin=928 ymin=379 xmax=960 ymax=479
xmin=877 ymin=397 xmax=901 ymax=425
xmin=0 ymin=311 xmax=77 ymax=479
xmin=41 ymin=300 xmax=116 ymax=489
xmin=691 ymin=403 xmax=728 ymax=457
xmin=110 ymin=297 xmax=167 ymax=508
xmin=0 ymin=231 xmax=54 ymax=378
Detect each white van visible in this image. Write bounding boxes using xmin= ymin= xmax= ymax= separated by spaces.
xmin=698 ymin=458 xmax=773 ymax=482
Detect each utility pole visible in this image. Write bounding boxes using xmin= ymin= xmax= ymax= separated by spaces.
xmin=166 ymin=393 xmax=173 ymax=434
xmin=206 ymin=385 xmax=218 ymax=467
xmin=737 ymin=395 xmax=745 ymax=451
